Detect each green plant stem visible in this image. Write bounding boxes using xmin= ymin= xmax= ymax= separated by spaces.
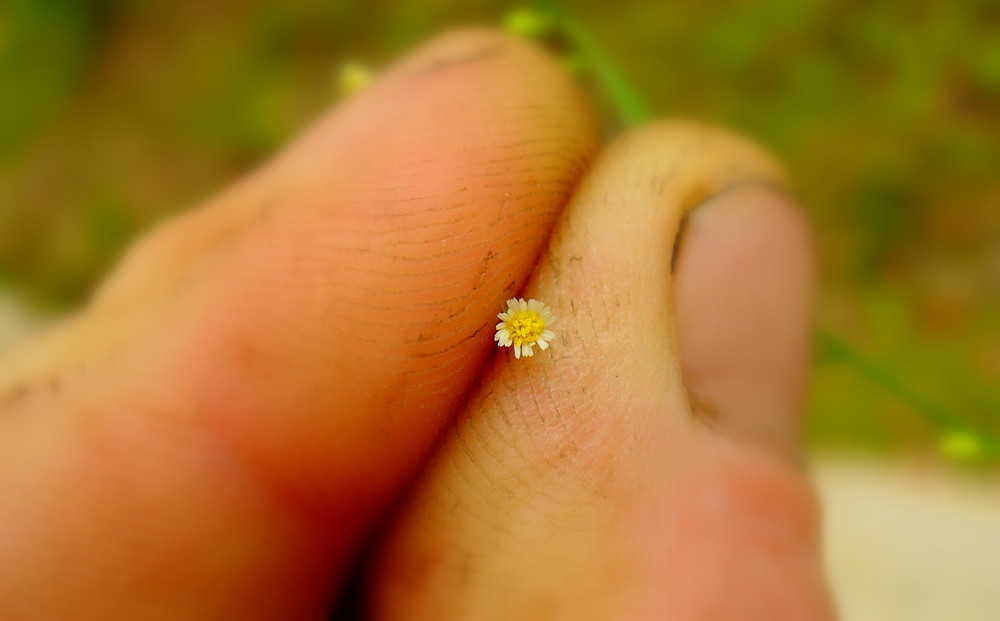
xmin=560 ymin=17 xmax=652 ymax=126
xmin=818 ymin=329 xmax=1000 ymax=454
xmin=535 ymin=0 xmax=651 ymax=127
xmin=817 ymin=329 xmax=958 ymax=431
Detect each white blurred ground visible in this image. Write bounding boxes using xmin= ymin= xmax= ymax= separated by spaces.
xmin=817 ymin=456 xmax=1000 ymax=621
xmin=0 ymin=290 xmax=998 ymax=619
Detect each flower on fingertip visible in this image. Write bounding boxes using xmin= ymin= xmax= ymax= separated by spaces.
xmin=494 ymin=298 xmax=556 ymax=359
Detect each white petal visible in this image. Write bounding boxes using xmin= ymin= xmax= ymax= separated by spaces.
xmin=522 ymin=344 xmax=534 ymax=357
xmin=514 ymin=344 xmax=521 ymax=359
xmin=537 ymin=339 xmax=548 ymax=350
xmin=496 ymin=322 xmax=507 ymax=330
xmin=541 ymin=330 xmax=555 ymax=340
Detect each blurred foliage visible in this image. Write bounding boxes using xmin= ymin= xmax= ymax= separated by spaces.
xmin=0 ymin=0 xmax=997 ymax=454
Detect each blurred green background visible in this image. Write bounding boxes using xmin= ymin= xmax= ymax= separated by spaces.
xmin=0 ymin=0 xmax=997 ymax=454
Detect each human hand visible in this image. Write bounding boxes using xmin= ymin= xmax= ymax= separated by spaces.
xmin=0 ymin=29 xmax=835 ymax=619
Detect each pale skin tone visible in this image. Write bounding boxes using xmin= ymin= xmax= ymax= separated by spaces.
xmin=0 ymin=29 xmax=836 ymax=619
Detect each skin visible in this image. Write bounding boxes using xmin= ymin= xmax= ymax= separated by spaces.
xmin=0 ymin=29 xmax=835 ymax=619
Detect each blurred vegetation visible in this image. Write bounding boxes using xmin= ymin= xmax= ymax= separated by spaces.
xmin=0 ymin=0 xmax=997 ymax=455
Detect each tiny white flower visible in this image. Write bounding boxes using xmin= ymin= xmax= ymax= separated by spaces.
xmin=494 ymin=298 xmax=556 ymax=359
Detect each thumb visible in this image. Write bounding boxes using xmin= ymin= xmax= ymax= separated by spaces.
xmin=370 ymin=122 xmax=834 ymax=619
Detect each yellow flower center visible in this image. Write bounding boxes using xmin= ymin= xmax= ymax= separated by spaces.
xmin=507 ymin=311 xmax=545 ymax=346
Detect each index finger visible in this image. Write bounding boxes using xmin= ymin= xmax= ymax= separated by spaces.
xmin=0 ymin=27 xmax=598 ymax=614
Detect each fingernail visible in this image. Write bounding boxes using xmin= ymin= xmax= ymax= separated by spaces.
xmin=673 ymin=184 xmax=815 ymax=460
